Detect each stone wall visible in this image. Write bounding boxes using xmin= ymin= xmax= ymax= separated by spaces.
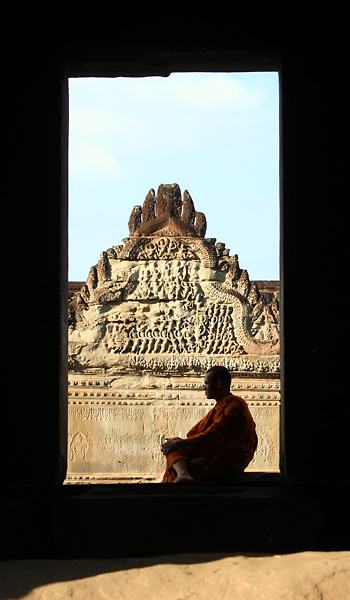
xmin=67 ymin=184 xmax=280 ymax=483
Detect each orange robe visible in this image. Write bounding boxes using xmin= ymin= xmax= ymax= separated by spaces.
xmin=162 ymin=393 xmax=258 ymax=483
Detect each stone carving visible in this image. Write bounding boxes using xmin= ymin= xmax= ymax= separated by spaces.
xmin=251 ymin=425 xmax=276 ymax=467
xmin=131 ymin=183 xmax=204 ymax=238
xmin=67 ymin=184 xmax=280 ymax=482
xmin=194 ymin=211 xmax=207 ymax=237
xmin=98 ymin=428 xmax=119 ymax=454
xmin=142 ymin=188 xmax=156 ymax=223
xmin=128 ymin=205 xmax=142 ymax=236
xmin=182 ymin=190 xmax=195 ymax=227
xmin=68 ymin=425 xmax=93 ymax=462
xmin=68 ymin=184 xmax=279 ymax=367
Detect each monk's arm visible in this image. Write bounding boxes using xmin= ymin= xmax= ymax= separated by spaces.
xmin=161 ymin=437 xmax=188 ymax=456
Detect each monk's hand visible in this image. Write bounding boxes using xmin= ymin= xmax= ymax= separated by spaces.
xmin=161 ymin=437 xmax=181 ymax=456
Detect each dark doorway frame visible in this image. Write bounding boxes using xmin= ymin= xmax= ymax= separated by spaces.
xmin=3 ymin=12 xmax=347 ymax=558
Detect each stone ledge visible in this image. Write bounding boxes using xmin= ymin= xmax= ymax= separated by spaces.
xmin=51 ymin=481 xmax=344 ymax=557
xmin=1 ymin=482 xmax=348 ymax=559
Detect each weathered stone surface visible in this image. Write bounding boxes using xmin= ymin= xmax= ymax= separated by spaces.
xmin=1 ymin=552 xmax=349 ymax=599
xmin=67 ymin=185 xmax=280 ymax=482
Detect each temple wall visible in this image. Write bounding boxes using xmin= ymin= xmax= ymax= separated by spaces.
xmin=66 ymin=371 xmax=280 ymax=483
xmin=67 ymin=184 xmax=280 ymax=483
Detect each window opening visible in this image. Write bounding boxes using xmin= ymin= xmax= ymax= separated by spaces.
xmin=67 ymin=72 xmax=280 ymax=484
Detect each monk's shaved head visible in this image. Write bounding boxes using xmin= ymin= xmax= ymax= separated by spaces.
xmin=206 ymin=366 xmax=231 ymax=390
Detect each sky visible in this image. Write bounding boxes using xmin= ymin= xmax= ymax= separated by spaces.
xmin=68 ymin=72 xmax=280 ymax=282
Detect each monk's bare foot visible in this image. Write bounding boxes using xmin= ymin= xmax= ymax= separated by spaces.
xmin=173 ymin=475 xmax=194 ymax=484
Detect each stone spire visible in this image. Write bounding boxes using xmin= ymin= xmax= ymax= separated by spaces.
xmin=128 ymin=184 xmax=206 ymax=238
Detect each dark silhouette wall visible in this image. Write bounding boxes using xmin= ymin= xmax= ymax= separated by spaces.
xmin=2 ymin=7 xmax=347 ymax=558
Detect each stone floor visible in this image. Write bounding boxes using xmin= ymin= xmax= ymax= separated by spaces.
xmin=1 ymin=551 xmax=349 ymax=600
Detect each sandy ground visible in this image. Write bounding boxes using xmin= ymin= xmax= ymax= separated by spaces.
xmin=1 ymin=551 xmax=349 ymax=600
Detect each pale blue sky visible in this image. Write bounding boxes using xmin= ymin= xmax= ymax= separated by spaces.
xmin=69 ymin=72 xmax=279 ymax=282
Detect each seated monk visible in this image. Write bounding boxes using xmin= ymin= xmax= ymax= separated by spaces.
xmin=161 ymin=366 xmax=258 ymax=483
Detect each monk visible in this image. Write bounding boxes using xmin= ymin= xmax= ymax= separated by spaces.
xmin=161 ymin=366 xmax=258 ymax=483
